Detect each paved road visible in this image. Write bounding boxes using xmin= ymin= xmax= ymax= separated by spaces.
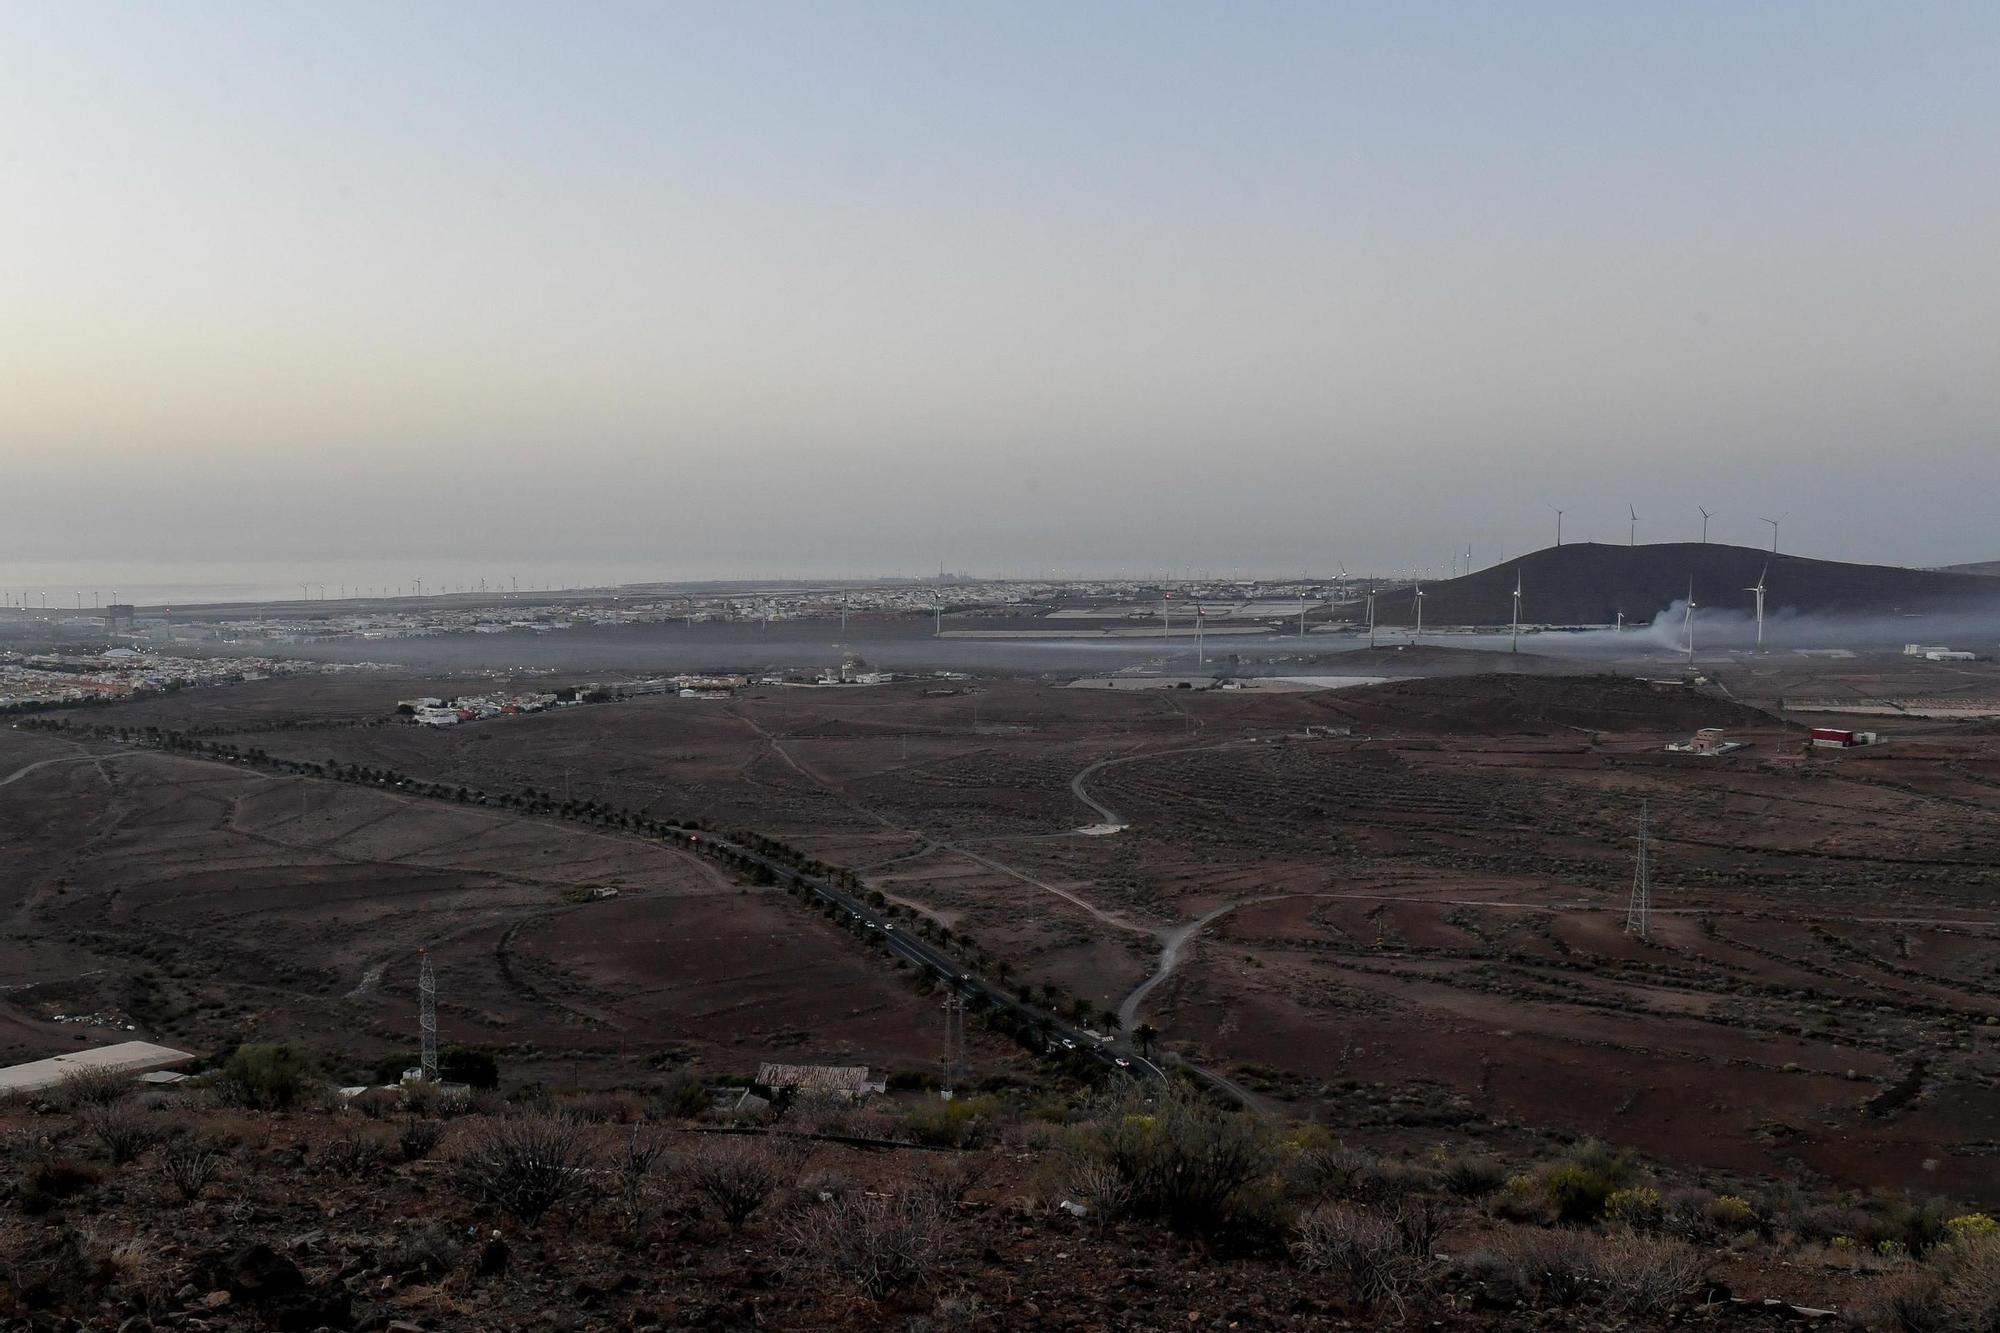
xmin=669 ymin=826 xmax=1157 ymax=1086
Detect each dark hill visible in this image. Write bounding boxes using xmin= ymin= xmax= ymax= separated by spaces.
xmin=1360 ymin=542 xmax=2000 ymax=626
xmin=1944 ymin=559 xmax=2000 ymax=577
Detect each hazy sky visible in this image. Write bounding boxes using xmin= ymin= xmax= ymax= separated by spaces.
xmin=4 ymin=2 xmax=1997 ymax=581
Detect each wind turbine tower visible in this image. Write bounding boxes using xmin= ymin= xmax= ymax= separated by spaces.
xmin=418 ymin=948 xmax=438 ymax=1082
xmin=1760 ymin=513 xmax=1787 ymax=554
xmin=1747 ymin=566 xmax=1769 ymax=653
xmin=1624 ymin=802 xmax=1653 ymax=940
xmin=1698 ymin=506 xmax=1713 ymax=543
xmin=1628 ymin=504 xmax=1638 ymax=546
xmin=1365 ymin=590 xmax=1376 ymax=649
xmin=1510 ymin=571 xmax=1522 ymax=653
xmin=1682 ymin=579 xmax=1698 ymax=665
xmin=1412 ymin=581 xmax=1423 ymax=643
xmin=1549 ymin=504 xmax=1565 ymax=547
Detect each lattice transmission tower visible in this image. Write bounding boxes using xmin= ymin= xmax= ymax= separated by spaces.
xmin=940 ymin=990 xmax=967 ymax=1099
xmin=418 ymin=948 xmax=439 ymax=1082
xmin=1625 ymin=801 xmax=1652 ymax=939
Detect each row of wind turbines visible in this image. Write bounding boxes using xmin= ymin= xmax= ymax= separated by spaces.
xmin=1377 ymin=559 xmax=1774 ymax=660
xmin=1548 ymin=504 xmax=1791 ymax=553
xmin=1677 ymin=565 xmax=1772 ymax=664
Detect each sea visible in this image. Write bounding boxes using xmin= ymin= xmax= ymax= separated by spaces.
xmin=0 ymin=559 xmax=728 ymax=609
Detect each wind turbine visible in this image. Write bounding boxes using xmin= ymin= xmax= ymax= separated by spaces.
xmin=1628 ymin=504 xmax=1638 ymax=546
xmin=1365 ymin=589 xmax=1376 ymax=648
xmin=1682 ymin=578 xmax=1697 ymax=665
xmin=1760 ymin=513 xmax=1788 ymax=554
xmin=1549 ymin=503 xmax=1565 ymax=548
xmin=1412 ymin=580 xmax=1424 ymax=643
xmin=1698 ymin=506 xmax=1713 ymax=543
xmin=1746 ymin=565 xmax=1768 ymax=654
xmin=1510 ymin=571 xmax=1522 ymax=653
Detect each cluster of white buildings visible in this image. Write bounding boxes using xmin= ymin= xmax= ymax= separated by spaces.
xmin=400 ymin=690 xmax=566 ymax=727
xmin=1 ymin=649 xmax=376 ymax=710
xmin=1903 ymin=643 xmax=1980 ymax=662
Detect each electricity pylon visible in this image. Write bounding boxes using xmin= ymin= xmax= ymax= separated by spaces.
xmin=1625 ymin=802 xmax=1652 ymax=939
xmin=940 ymin=990 xmax=967 ymax=1099
xmin=418 ymin=949 xmax=439 ymax=1082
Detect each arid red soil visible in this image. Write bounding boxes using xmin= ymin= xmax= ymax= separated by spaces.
xmin=12 ymin=661 xmax=2000 ymax=1201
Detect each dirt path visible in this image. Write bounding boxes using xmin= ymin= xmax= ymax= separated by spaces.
xmin=1066 ymin=736 xmax=1264 ymax=832
xmin=1118 ymin=896 xmax=1287 ymax=1031
xmin=732 ymin=705 xmax=1157 ymax=935
xmin=0 ymin=753 xmax=96 ymax=789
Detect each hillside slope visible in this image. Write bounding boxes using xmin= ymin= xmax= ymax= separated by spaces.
xmin=1360 ymin=542 xmax=2000 ymax=626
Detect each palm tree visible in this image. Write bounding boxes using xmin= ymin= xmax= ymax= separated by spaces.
xmin=1133 ymin=1023 xmax=1158 ymax=1056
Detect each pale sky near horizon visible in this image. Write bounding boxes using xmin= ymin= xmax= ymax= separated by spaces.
xmin=3 ymin=2 xmax=1996 ymax=580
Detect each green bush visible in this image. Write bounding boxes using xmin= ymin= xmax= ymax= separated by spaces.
xmin=1061 ymin=1083 xmax=1280 ymax=1236
xmin=1541 ymin=1164 xmax=1620 ymax=1226
xmin=902 ymin=1096 xmax=998 ymax=1149
xmin=1607 ymin=1185 xmax=1665 ymax=1231
xmin=219 ymin=1042 xmax=311 ymax=1110
xmin=440 ymin=1047 xmax=499 ymax=1089
xmin=651 ymin=1069 xmax=709 ymax=1120
xmin=1533 ymin=1141 xmax=1636 ymax=1226
xmin=1439 ymin=1153 xmax=1508 ymax=1199
xmin=1703 ymin=1193 xmax=1757 ymax=1234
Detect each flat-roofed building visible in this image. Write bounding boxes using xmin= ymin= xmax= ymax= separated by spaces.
xmin=0 ymin=1040 xmax=196 ymax=1095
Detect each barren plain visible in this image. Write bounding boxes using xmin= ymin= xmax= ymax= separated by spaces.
xmin=10 ymin=651 xmax=2000 ymax=1199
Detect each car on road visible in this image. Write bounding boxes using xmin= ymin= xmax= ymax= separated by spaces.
xmin=1114 ymin=1057 xmax=1132 ymax=1069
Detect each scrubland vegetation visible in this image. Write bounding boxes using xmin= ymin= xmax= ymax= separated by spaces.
xmin=5 ymin=1046 xmax=2000 ymax=1330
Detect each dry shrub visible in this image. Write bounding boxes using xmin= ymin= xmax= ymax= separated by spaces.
xmin=380 ymin=1221 xmax=462 ymax=1281
xmin=78 ymin=1102 xmax=157 ymax=1166
xmin=451 ymin=1115 xmax=597 ymax=1228
xmin=680 ymin=1138 xmax=790 ymax=1231
xmin=160 ymin=1134 xmax=228 ymax=1203
xmin=1054 ymin=1156 xmax=1132 ymax=1227
xmin=316 ymin=1126 xmax=386 ymax=1175
xmin=1595 ymin=1232 xmax=1708 ymax=1315
xmin=1293 ymin=1204 xmax=1427 ymax=1319
xmin=50 ymin=1067 xmax=133 ymax=1112
xmin=783 ymin=1088 xmax=863 ymax=1137
xmin=614 ymin=1126 xmax=671 ymax=1239
xmin=1448 ymin=1250 xmax=1529 ymax=1311
xmin=0 ymin=1227 xmax=116 ymax=1313
xmin=572 ymin=1090 xmax=645 ymax=1124
xmin=19 ymin=1158 xmax=103 ymax=1214
xmin=398 ymin=1118 xmax=445 ymax=1162
xmin=917 ymin=1152 xmax=987 ymax=1206
xmin=780 ymin=1189 xmax=952 ymax=1299
xmin=1503 ymin=1228 xmax=1602 ymax=1308
xmin=1932 ymin=1233 xmax=2000 ymax=1331
xmin=920 ymin=1287 xmax=990 ymax=1331
xmin=1859 ymin=1267 xmax=1943 ymax=1332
